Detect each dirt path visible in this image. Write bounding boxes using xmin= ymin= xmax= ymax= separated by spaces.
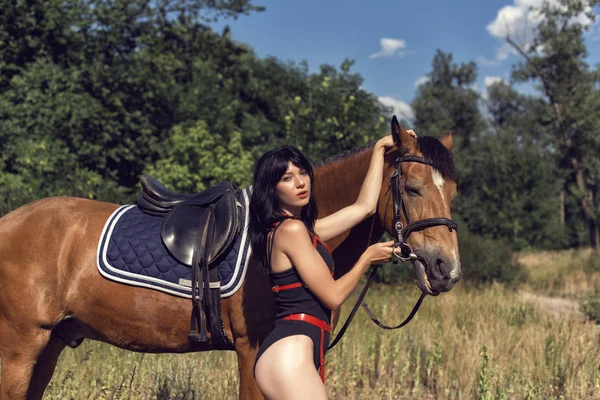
xmin=518 ymin=291 xmax=584 ymax=319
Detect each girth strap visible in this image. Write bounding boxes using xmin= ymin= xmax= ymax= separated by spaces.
xmin=188 ymin=207 xmax=213 ymax=342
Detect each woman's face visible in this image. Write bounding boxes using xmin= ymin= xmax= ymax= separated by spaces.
xmin=275 ymin=162 xmax=311 ymax=215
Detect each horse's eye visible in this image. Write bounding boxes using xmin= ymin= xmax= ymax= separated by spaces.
xmin=405 ymin=185 xmax=421 ymax=196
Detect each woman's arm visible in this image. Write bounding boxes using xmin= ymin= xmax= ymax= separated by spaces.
xmin=315 ymin=130 xmax=417 ymax=241
xmin=276 ymin=220 xmax=394 ymax=310
xmin=314 ymin=135 xmax=394 ymax=241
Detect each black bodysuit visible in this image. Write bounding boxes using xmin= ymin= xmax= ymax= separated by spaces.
xmin=254 ymin=219 xmax=335 ymax=381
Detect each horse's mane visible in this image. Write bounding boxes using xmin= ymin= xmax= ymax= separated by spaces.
xmin=314 ymin=136 xmax=456 ymax=181
xmin=314 ymin=141 xmax=375 ymax=167
xmin=417 ymin=136 xmax=456 ymax=181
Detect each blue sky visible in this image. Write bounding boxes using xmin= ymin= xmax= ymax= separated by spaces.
xmin=211 ymin=0 xmax=600 ymax=121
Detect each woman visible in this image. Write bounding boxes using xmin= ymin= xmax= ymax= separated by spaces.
xmin=250 ymin=133 xmax=413 ymax=399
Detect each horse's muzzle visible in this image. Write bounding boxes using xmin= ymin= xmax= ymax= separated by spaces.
xmin=412 ymin=250 xmax=461 ymax=295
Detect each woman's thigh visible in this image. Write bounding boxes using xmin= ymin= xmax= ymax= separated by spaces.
xmin=255 ymin=334 xmax=327 ymax=400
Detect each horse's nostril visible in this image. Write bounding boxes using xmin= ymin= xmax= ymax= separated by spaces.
xmin=427 ymin=258 xmax=443 ymax=280
xmin=436 ymin=259 xmax=450 ymax=280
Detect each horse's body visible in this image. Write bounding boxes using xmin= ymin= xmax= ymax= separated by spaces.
xmin=0 ymin=121 xmax=460 ymax=399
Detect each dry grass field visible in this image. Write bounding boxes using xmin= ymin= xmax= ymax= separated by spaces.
xmin=42 ymin=249 xmax=600 ymax=399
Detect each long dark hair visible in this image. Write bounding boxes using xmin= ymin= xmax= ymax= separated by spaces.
xmin=249 ymin=145 xmax=318 ymax=273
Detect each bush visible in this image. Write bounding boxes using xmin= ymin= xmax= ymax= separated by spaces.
xmin=581 ymin=297 xmax=600 ymax=324
xmin=458 ymin=227 xmax=527 ymax=287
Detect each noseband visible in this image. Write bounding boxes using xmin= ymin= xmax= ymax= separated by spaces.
xmin=328 ymin=155 xmax=458 ymax=350
xmin=386 ymin=156 xmax=458 ymax=261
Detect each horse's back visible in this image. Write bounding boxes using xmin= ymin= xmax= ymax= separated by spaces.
xmin=0 ymin=197 xmax=119 ymax=317
xmin=1 ymin=196 xmax=117 ymax=259
xmin=0 ymin=197 xmax=118 ymax=227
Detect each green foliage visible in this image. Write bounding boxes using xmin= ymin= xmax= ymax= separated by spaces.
xmin=458 ymin=134 xmax=567 ymax=250
xmin=478 ymin=345 xmax=491 ymax=400
xmin=374 ymin=260 xmax=412 ymax=285
xmin=0 ymin=0 xmax=384 ymax=215
xmin=458 ymin=224 xmax=527 ymax=287
xmin=581 ymin=297 xmax=600 ymax=324
xmin=509 ymin=0 xmax=600 ymax=247
xmin=278 ymin=60 xmax=387 ymax=162
xmin=412 ymin=50 xmax=485 ymax=149
xmin=145 ymin=121 xmax=253 ymax=192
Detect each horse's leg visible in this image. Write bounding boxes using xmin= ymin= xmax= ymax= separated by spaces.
xmin=0 ymin=321 xmax=52 ymax=400
xmin=26 ymin=336 xmax=66 ymax=400
xmin=235 ymin=337 xmax=263 ymax=400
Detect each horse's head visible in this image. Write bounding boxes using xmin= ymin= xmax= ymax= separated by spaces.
xmin=378 ymin=116 xmax=461 ymax=295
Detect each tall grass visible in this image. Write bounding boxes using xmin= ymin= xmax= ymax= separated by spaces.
xmin=43 ymin=250 xmax=600 ymax=399
xmin=518 ymin=248 xmax=600 ymax=298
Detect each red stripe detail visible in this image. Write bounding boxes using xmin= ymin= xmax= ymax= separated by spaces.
xmin=320 ymin=327 xmax=325 ymax=382
xmin=283 ymin=313 xmax=331 ymax=382
xmin=282 ymin=313 xmax=331 ymax=333
xmin=315 ymin=236 xmax=332 ymax=254
xmin=272 ymin=282 xmax=303 ymax=293
xmin=310 ymin=234 xmax=334 ymax=276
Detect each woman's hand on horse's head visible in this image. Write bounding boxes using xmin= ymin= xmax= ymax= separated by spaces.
xmin=377 ymin=130 xmax=417 ymax=150
xmin=376 ymin=135 xmax=395 ymax=150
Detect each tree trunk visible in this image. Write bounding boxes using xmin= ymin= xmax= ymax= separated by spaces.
xmin=560 ymin=189 xmax=565 ymax=225
xmin=572 ymin=157 xmax=598 ymax=249
xmin=589 ymin=221 xmax=599 ymax=249
xmin=592 ymin=184 xmax=600 ymax=249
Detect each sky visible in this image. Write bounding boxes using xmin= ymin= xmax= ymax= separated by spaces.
xmin=210 ymin=0 xmax=600 ymax=122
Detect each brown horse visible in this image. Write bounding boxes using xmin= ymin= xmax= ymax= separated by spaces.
xmin=0 ymin=118 xmax=461 ymax=399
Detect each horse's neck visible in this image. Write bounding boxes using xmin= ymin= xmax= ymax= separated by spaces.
xmin=314 ymin=145 xmax=385 ymax=276
xmin=314 ymin=147 xmax=373 ymax=217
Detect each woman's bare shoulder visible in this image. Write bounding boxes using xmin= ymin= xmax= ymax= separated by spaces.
xmin=273 ymin=219 xmax=311 ymax=246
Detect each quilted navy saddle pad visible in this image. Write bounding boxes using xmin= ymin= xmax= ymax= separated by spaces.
xmin=96 ymin=187 xmax=252 ymax=299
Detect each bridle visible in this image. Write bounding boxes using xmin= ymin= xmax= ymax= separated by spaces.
xmin=328 ymin=155 xmax=458 ymax=350
xmin=386 ymin=156 xmax=458 ymax=262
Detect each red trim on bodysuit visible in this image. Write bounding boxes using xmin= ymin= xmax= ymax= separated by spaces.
xmin=282 ymin=313 xmax=331 ymax=382
xmin=272 ymin=282 xmax=303 ymax=293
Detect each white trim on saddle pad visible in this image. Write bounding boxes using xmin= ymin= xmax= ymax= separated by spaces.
xmin=96 ymin=187 xmax=252 ymax=299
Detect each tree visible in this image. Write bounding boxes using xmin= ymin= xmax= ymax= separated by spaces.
xmin=0 ymin=0 xmax=388 ymax=216
xmin=0 ymin=0 xmax=265 ymax=212
xmin=412 ymin=50 xmax=486 ymax=149
xmin=506 ymin=0 xmax=600 ymax=248
xmin=458 ymin=133 xmax=566 ymax=249
xmin=145 ymin=120 xmax=254 ymax=192
xmin=277 ymin=59 xmax=388 ymax=162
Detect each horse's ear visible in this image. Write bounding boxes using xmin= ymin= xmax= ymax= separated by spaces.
xmin=391 ymin=115 xmax=416 ymax=151
xmin=439 ymin=131 xmax=454 ymax=152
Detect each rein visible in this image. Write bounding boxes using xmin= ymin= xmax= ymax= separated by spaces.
xmin=328 ymin=156 xmax=458 ymax=350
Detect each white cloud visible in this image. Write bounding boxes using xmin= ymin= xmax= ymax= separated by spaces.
xmin=484 ymin=76 xmax=506 ymax=87
xmin=369 ymin=38 xmax=407 ymax=59
xmin=477 ymin=56 xmax=501 ymax=67
xmin=484 ymin=0 xmax=595 ymax=63
xmin=414 ymin=76 xmax=430 ymax=87
xmin=378 ymin=96 xmax=414 ymax=121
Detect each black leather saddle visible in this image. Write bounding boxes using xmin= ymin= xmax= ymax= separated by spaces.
xmin=136 ymin=175 xmax=242 ymax=345
xmin=137 ymin=175 xmax=241 ymax=266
